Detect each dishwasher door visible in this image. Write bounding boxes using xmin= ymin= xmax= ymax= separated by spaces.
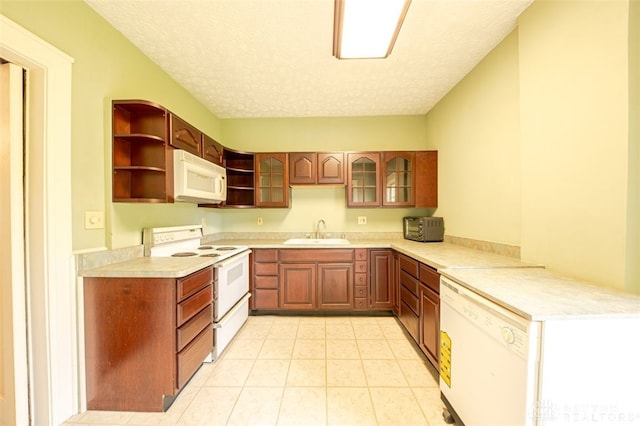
xmin=439 ymin=277 xmax=540 ymax=426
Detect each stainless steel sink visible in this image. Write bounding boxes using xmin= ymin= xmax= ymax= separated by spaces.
xmin=283 ymin=238 xmax=350 ymax=245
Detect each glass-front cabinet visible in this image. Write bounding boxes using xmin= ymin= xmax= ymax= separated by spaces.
xmin=382 ymin=152 xmax=415 ymax=207
xmin=255 ymin=153 xmax=289 ymax=207
xmin=347 ymin=153 xmax=380 ymax=207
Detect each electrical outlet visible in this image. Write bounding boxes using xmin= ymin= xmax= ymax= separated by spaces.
xmin=85 ymin=211 xmax=104 ymax=229
xmin=357 ymin=216 xmax=367 ymax=225
xmin=257 ymin=217 xmax=263 ymax=225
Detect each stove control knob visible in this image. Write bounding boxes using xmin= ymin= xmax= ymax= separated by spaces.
xmin=501 ymin=327 xmax=515 ymax=344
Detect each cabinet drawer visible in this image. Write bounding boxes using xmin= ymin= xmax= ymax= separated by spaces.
xmin=254 ymin=249 xmax=278 ymax=262
xmin=177 ymin=326 xmax=213 ymax=389
xmin=253 ymin=289 xmax=279 ymax=310
xmin=354 ymin=273 xmax=367 ymax=286
xmin=400 ymin=270 xmax=419 ymax=296
xmin=399 ymin=301 xmax=419 ymax=341
xmin=355 ymin=261 xmax=368 ymax=273
xmin=177 ymin=304 xmax=212 ymax=351
xmin=419 ymin=264 xmax=440 ymax=293
xmin=255 ymin=262 xmax=278 ymax=275
xmin=355 ymin=249 xmax=367 ymax=261
xmin=254 ymin=275 xmax=278 ymax=289
xmin=177 ymin=267 xmax=213 ymax=301
xmin=354 ymin=286 xmax=367 ymax=298
xmin=399 ymin=255 xmax=419 ymax=278
xmin=400 ymin=286 xmax=419 ymax=315
xmin=354 ymin=298 xmax=368 ymax=310
xmin=177 ymin=286 xmax=212 ymax=326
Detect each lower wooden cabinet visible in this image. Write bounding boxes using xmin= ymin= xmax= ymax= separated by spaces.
xmin=396 ymin=253 xmax=441 ymax=369
xmin=83 ymin=267 xmax=213 ymax=412
xmin=252 ymin=248 xmax=401 ymax=312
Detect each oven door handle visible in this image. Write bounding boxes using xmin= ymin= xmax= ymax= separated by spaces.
xmin=213 ymin=249 xmax=252 ymax=268
xmin=212 ymin=293 xmax=251 ymax=328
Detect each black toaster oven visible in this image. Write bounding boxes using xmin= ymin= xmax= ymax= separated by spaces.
xmin=403 ymin=216 xmax=444 ymax=242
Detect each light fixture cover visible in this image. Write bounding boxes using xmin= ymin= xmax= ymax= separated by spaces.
xmin=333 ymin=0 xmax=411 ymax=59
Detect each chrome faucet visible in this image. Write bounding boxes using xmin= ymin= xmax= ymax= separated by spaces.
xmin=316 ymin=219 xmax=326 ymax=239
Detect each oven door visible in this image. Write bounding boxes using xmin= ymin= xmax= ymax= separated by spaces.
xmin=213 ymin=250 xmax=250 ymax=321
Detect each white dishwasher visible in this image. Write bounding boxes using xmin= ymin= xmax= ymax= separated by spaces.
xmin=439 ymin=276 xmax=541 ymax=426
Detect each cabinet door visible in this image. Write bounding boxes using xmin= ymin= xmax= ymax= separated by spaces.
xmin=382 ymin=152 xmax=415 ymax=207
xmin=420 ymin=284 xmax=440 ymax=369
xmin=202 ymin=134 xmax=223 ymax=165
xmin=279 ymin=263 xmax=316 ymax=309
xmin=415 ymin=151 xmax=438 ymax=208
xmin=347 ymin=152 xmax=380 ymax=207
xmin=317 ymin=152 xmax=345 ymax=184
xmin=317 ymin=263 xmax=353 ymax=309
xmin=170 ymin=114 xmax=202 ymax=156
xmin=369 ymin=249 xmax=392 ymax=310
xmin=289 ymin=152 xmax=317 ymax=184
xmin=256 ymin=153 xmax=289 ymax=207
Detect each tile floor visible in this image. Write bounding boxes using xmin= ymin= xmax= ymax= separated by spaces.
xmin=63 ymin=315 xmax=450 ymax=426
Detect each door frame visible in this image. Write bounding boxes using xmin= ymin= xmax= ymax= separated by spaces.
xmin=0 ymin=14 xmax=75 ymax=426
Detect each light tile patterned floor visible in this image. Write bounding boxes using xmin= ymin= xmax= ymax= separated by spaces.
xmin=63 ymin=315 xmax=450 ymax=426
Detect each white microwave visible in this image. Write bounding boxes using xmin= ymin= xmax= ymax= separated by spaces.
xmin=173 ymin=149 xmax=227 ymax=204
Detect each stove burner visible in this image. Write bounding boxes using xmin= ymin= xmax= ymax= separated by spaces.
xmin=200 ymin=253 xmax=220 ymax=258
xmin=171 ymin=252 xmax=198 ymax=257
xmin=198 ymin=245 xmax=214 ymax=250
xmin=215 ymin=247 xmax=238 ymax=251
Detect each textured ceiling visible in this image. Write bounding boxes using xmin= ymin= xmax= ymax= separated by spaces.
xmin=86 ymin=0 xmax=533 ymax=119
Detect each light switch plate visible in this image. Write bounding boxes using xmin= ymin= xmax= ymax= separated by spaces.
xmin=85 ymin=211 xmax=104 ymax=229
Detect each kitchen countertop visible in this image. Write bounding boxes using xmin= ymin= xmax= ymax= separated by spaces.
xmin=79 ymin=256 xmax=219 ymax=278
xmin=79 ymin=238 xmax=639 ymax=320
xmin=440 ymin=267 xmax=640 ymax=320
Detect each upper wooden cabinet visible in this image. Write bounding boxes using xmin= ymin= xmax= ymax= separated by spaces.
xmin=382 ymin=151 xmax=415 ymax=207
xmin=202 ymin=135 xmax=223 ymax=166
xmin=112 ymin=100 xmax=170 ymax=203
xmin=169 ymin=114 xmax=202 ymax=156
xmin=255 ymin=153 xmax=289 ymax=207
xmin=289 ymin=152 xmax=345 ymax=185
xmin=223 ymin=148 xmax=255 ymax=207
xmin=347 ymin=152 xmax=381 ymax=207
xmin=415 ymin=151 xmax=438 ymax=208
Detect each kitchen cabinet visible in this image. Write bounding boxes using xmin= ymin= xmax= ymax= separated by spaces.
xmin=289 ymin=152 xmax=345 ymax=185
xmin=169 ymin=113 xmax=202 ymax=156
xmin=317 ymin=263 xmax=354 ymax=309
xmin=223 ymin=148 xmax=255 ymax=207
xmin=202 ymin=134 xmax=223 ymax=165
xmin=382 ymin=152 xmax=415 ymax=207
xmin=83 ymin=267 xmax=213 ymax=412
xmin=369 ymin=249 xmax=393 ymax=310
xmin=280 ymin=263 xmax=316 ymax=309
xmin=353 ymin=249 xmax=368 ymax=310
xmin=251 ymin=249 xmax=279 ymax=310
xmin=418 ymin=263 xmax=440 ymax=369
xmin=112 ymin=100 xmax=170 ymax=202
xmin=277 ymin=249 xmax=355 ymax=311
xmin=415 ymin=150 xmax=438 ymax=208
xmin=255 ymin=153 xmax=289 ymax=207
xmin=347 ymin=152 xmax=381 ymax=207
xmin=396 ymin=252 xmax=440 ymax=369
xmin=398 ymin=254 xmax=420 ymax=341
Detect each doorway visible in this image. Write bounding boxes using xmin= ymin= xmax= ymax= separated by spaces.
xmin=0 ymin=15 xmax=75 ymax=426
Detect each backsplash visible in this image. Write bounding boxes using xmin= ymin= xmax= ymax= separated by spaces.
xmin=443 ymin=235 xmax=520 ymax=259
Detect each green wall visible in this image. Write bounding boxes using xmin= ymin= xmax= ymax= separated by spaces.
xmin=425 ymin=0 xmax=638 ymax=293
xmin=1 ymin=0 xmax=226 ymax=250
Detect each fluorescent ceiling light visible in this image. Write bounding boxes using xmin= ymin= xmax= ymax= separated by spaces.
xmin=333 ymin=0 xmax=411 ymax=59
